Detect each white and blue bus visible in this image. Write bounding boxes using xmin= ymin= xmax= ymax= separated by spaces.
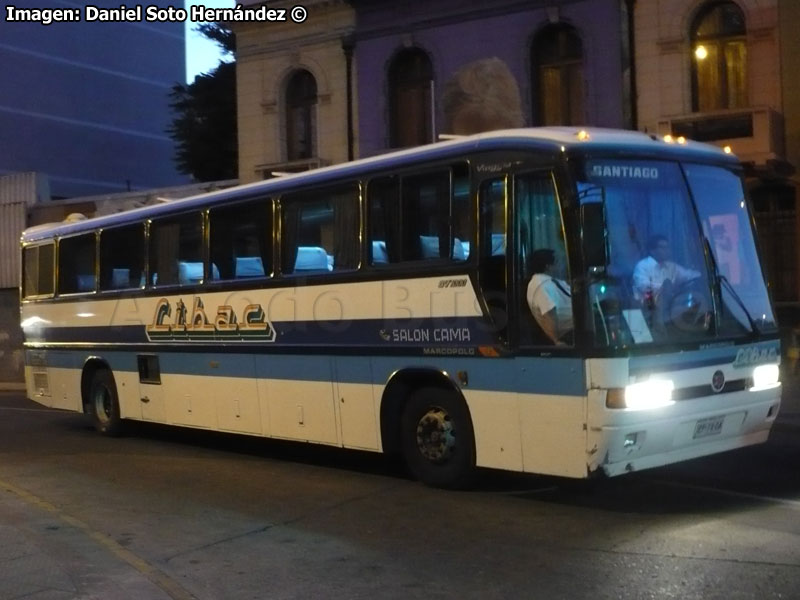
xmin=20 ymin=128 xmax=782 ymax=487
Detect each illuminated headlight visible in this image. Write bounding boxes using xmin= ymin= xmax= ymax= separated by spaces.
xmin=607 ymin=380 xmax=675 ymax=410
xmin=750 ymin=364 xmax=780 ymax=391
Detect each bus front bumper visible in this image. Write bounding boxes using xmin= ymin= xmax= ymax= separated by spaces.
xmin=589 ymin=386 xmax=781 ymax=478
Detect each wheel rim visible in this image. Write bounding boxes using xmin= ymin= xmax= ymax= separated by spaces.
xmin=93 ymin=385 xmax=112 ymax=424
xmin=415 ymin=406 xmax=456 ymax=463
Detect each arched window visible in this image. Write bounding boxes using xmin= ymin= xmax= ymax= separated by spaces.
xmin=691 ymin=1 xmax=747 ymax=112
xmin=531 ymin=25 xmax=584 ymax=126
xmin=286 ymin=69 xmax=317 ymax=161
xmin=388 ymin=48 xmax=433 ymax=148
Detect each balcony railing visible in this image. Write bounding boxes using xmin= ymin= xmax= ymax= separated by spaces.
xmin=656 ymin=106 xmax=785 ymax=165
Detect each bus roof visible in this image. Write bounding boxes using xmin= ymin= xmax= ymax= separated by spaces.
xmin=21 ymin=127 xmax=737 ymax=243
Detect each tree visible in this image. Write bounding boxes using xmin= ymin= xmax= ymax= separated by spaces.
xmin=168 ymin=23 xmax=237 ymax=181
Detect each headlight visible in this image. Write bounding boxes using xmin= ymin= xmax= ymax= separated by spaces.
xmin=750 ymin=364 xmax=780 ymax=391
xmin=607 ymin=379 xmax=675 ymax=410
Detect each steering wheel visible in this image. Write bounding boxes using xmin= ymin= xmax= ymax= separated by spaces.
xmin=655 ymin=277 xmax=712 ymax=334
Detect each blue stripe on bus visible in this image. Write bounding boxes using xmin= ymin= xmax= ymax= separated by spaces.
xmin=33 ymin=349 xmax=587 ymax=396
xmin=24 ymin=317 xmax=500 ymax=347
xmin=629 ymin=340 xmax=780 ymax=375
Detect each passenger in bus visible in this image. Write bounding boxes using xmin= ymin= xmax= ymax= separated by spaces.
xmin=526 ymin=249 xmax=573 ymax=344
xmin=632 ymin=234 xmax=700 ymax=306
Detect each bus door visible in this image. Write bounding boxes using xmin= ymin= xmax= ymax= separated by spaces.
xmin=477 ymin=176 xmax=510 ymax=343
xmin=137 ymin=354 xmax=166 ymax=422
xmin=510 ymin=169 xmax=587 ymax=478
xmin=511 ymin=169 xmax=573 ymax=348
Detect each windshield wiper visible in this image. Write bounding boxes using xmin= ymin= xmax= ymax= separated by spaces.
xmin=703 ymin=236 xmax=760 ymax=336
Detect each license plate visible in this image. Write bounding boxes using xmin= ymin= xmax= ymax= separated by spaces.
xmin=693 ymin=415 xmax=724 ymax=439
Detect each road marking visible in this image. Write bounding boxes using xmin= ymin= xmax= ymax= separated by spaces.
xmin=0 ymin=477 xmax=197 ymax=600
xmin=651 ymin=479 xmax=800 ymax=510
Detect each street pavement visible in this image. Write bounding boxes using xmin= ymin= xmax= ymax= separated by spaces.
xmin=0 ymin=375 xmax=798 ymax=600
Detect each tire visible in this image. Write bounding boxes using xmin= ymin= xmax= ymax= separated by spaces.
xmin=401 ymin=387 xmax=475 ymax=489
xmin=88 ymin=369 xmax=123 ymax=436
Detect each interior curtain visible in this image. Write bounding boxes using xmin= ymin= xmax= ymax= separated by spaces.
xmin=724 ymin=41 xmax=747 ymax=108
xmin=333 ymin=188 xmax=359 ymax=269
xmin=369 ymin=177 xmax=404 ymax=263
xmin=516 ymin=173 xmax=564 ymax=277
xmin=152 ymin=221 xmax=179 ymax=285
xmin=281 ymin=201 xmax=300 ymax=273
xmin=696 ymin=43 xmax=721 ymax=111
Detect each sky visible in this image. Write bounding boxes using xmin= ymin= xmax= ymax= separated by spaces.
xmin=185 ymin=0 xmax=235 ymax=82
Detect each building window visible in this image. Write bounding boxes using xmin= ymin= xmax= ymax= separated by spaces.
xmin=691 ymin=1 xmax=747 ymax=112
xmin=388 ymin=48 xmax=433 ymax=148
xmin=532 ymin=24 xmax=584 ymax=126
xmin=286 ymin=69 xmax=317 ymax=161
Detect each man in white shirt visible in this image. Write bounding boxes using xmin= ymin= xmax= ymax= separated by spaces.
xmin=526 ymin=249 xmax=573 ymax=344
xmin=633 ymin=235 xmax=700 ymax=305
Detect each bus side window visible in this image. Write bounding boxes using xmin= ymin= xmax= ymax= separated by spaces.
xmin=149 ymin=213 xmax=203 ymax=287
xmin=403 ymin=171 xmax=450 ymax=261
xmin=99 ymin=224 xmax=144 ymax=291
xmin=368 ymin=164 xmax=469 ymax=265
xmin=280 ymin=184 xmax=359 ymax=275
xmin=209 ymin=199 xmax=272 ymax=281
xmin=22 ymin=243 xmax=55 ymax=298
xmin=58 ymin=233 xmax=96 ymax=295
xmin=368 ymin=176 xmax=400 ymax=264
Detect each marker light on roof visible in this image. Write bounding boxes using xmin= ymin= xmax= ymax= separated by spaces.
xmin=677 ymin=136 xmax=687 ymax=144
xmin=663 ymin=134 xmax=674 ymax=143
xmin=724 ymin=145 xmax=733 ymax=154
xmin=577 ymin=130 xmax=590 ymax=141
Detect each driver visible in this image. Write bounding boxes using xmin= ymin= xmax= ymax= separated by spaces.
xmin=526 ymin=249 xmax=573 ymax=344
xmin=633 ymin=234 xmax=700 ymax=306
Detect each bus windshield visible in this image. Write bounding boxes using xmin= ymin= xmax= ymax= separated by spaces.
xmin=578 ymin=159 xmax=776 ymax=348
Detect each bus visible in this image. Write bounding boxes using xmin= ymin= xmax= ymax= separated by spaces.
xmin=20 ymin=128 xmax=782 ymax=488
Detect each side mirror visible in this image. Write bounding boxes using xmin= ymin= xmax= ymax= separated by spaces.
xmin=581 ymin=202 xmax=608 ymax=271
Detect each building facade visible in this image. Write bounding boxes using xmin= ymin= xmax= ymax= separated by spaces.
xmin=351 ymin=0 xmax=632 ymax=156
xmin=233 ymin=0 xmax=632 ymax=174
xmin=779 ymin=0 xmax=800 ymax=304
xmin=233 ymin=0 xmax=357 ymax=184
xmin=0 ymin=0 xmax=186 ymax=198
xmin=635 ymin=0 xmax=798 ymax=301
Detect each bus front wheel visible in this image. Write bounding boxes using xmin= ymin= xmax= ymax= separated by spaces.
xmin=88 ymin=369 xmax=123 ymax=436
xmin=401 ymin=387 xmax=475 ymax=488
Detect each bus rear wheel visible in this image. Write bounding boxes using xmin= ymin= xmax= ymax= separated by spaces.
xmin=401 ymin=387 xmax=475 ymax=488
xmin=88 ymin=369 xmax=123 ymax=436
